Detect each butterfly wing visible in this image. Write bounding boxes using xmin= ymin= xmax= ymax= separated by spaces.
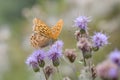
xmin=30 ymin=18 xmax=63 ymax=48
xmin=50 ymin=19 xmax=63 ymax=39
xmin=30 ymin=33 xmax=51 ymax=48
xmin=33 ymin=18 xmax=52 ymax=38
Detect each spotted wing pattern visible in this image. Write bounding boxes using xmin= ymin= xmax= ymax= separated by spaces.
xmin=30 ymin=33 xmax=51 ymax=48
xmin=33 ymin=18 xmax=52 ymax=38
xmin=50 ymin=19 xmax=63 ymax=39
xmin=30 ymin=18 xmax=63 ymax=48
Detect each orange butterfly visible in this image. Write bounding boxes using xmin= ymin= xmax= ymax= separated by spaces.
xmin=30 ymin=18 xmax=63 ymax=48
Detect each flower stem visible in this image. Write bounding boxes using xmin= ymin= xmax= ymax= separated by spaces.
xmin=82 ymin=53 xmax=86 ymax=66
xmin=56 ymin=67 xmax=62 ymax=80
xmin=39 ymin=71 xmax=42 ymax=80
xmin=42 ymin=68 xmax=48 ymax=80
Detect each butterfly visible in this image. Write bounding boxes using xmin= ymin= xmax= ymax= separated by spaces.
xmin=30 ymin=18 xmax=63 ymax=48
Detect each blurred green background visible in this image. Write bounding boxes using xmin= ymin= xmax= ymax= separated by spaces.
xmin=0 ymin=0 xmax=120 ymax=80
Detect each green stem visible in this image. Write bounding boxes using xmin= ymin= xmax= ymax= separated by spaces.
xmin=56 ymin=67 xmax=62 ymax=80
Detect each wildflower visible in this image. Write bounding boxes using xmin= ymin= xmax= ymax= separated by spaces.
xmin=47 ymin=40 xmax=63 ymax=67
xmin=109 ymin=49 xmax=120 ymax=66
xmin=92 ymin=32 xmax=108 ymax=49
xmin=26 ymin=54 xmax=39 ymax=72
xmin=96 ymin=60 xmax=119 ymax=80
xmin=33 ymin=49 xmax=46 ymax=67
xmin=64 ymin=49 xmax=77 ymax=63
xmin=74 ymin=16 xmax=91 ymax=30
xmin=108 ymin=68 xmax=118 ymax=80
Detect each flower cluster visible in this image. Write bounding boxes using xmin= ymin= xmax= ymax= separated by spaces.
xmin=26 ymin=40 xmax=63 ymax=72
xmin=26 ymin=49 xmax=45 ymax=72
xmin=25 ymin=16 xmax=120 ymax=80
xmin=74 ymin=16 xmax=109 ymax=59
xmin=74 ymin=16 xmax=112 ymax=80
xmin=95 ymin=49 xmax=120 ymax=80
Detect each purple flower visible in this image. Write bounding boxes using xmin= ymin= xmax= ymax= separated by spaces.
xmin=32 ymin=49 xmax=46 ymax=67
xmin=33 ymin=49 xmax=46 ymax=61
xmin=26 ymin=54 xmax=39 ymax=72
xmin=92 ymin=32 xmax=108 ymax=47
xmin=74 ymin=16 xmax=91 ymax=30
xmin=26 ymin=54 xmax=38 ymax=67
xmin=108 ymin=68 xmax=118 ymax=79
xmin=109 ymin=49 xmax=120 ymax=66
xmin=47 ymin=40 xmax=63 ymax=60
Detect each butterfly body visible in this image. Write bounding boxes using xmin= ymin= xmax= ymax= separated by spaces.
xmin=30 ymin=18 xmax=63 ymax=48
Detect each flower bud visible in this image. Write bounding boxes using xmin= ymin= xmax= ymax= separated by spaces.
xmin=44 ymin=65 xmax=54 ymax=79
xmin=32 ymin=63 xmax=40 ymax=72
xmin=80 ymin=29 xmax=86 ymax=34
xmin=64 ymin=49 xmax=77 ymax=63
xmin=38 ymin=60 xmax=45 ymax=68
xmin=92 ymin=47 xmax=99 ymax=51
xmin=52 ymin=57 xmax=60 ymax=67
xmin=77 ymin=37 xmax=92 ymax=54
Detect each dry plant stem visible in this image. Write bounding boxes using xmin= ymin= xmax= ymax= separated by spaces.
xmin=90 ymin=58 xmax=95 ymax=80
xmin=56 ymin=67 xmax=62 ymax=80
xmin=42 ymin=68 xmax=48 ymax=80
xmin=89 ymin=57 xmax=95 ymax=80
xmin=82 ymin=52 xmax=86 ymax=66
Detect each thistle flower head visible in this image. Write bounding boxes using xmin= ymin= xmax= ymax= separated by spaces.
xmin=26 ymin=54 xmax=39 ymax=72
xmin=48 ymin=40 xmax=63 ymax=60
xmin=109 ymin=49 xmax=120 ymax=66
xmin=33 ymin=49 xmax=46 ymax=61
xmin=32 ymin=49 xmax=46 ymax=67
xmin=74 ymin=16 xmax=91 ymax=30
xmin=96 ymin=60 xmax=119 ymax=80
xmin=92 ymin=32 xmax=108 ymax=48
xmin=26 ymin=54 xmax=38 ymax=67
xmin=47 ymin=40 xmax=63 ymax=67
